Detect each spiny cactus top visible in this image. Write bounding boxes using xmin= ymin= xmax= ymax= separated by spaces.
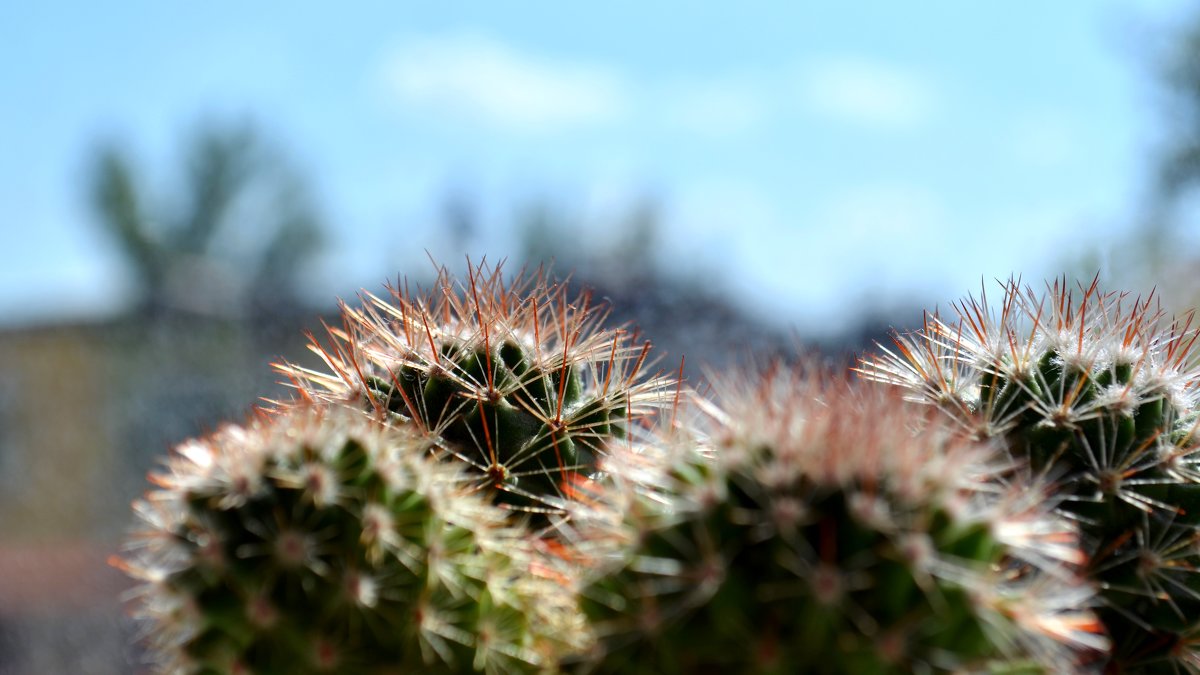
xmin=275 ymin=262 xmax=673 ymax=514
xmin=116 ymin=405 xmax=591 ymax=674
xmin=857 ymin=277 xmax=1200 ymax=673
xmin=563 ymin=368 xmax=1105 ymax=674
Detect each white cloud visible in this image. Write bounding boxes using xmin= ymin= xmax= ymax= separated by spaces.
xmin=823 ymin=184 xmax=946 ymax=240
xmin=812 ymin=189 xmax=1102 ymax=301
xmin=800 ymin=58 xmax=937 ymax=129
xmin=380 ymin=34 xmax=629 ymax=132
xmin=674 ymin=178 xmax=781 ymax=242
xmin=1009 ymin=111 xmax=1077 ymax=167
xmin=662 ymin=79 xmax=767 ymax=138
xmin=802 ymin=183 xmax=951 ymax=288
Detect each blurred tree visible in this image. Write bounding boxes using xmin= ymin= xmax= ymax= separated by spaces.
xmin=1136 ymin=10 xmax=1200 ymax=276
xmin=89 ymin=120 xmax=323 ymax=318
xmin=605 ymin=199 xmax=659 ymax=283
xmin=1158 ymin=9 xmax=1200 ymax=210
xmin=508 ymin=195 xmax=798 ymax=371
xmin=516 ymin=196 xmax=659 ymax=290
xmin=441 ymin=186 xmax=479 ymax=256
xmin=517 ymin=199 xmax=579 ymax=271
xmin=1067 ymin=8 xmax=1200 ymax=301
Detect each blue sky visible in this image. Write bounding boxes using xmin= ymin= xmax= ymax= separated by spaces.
xmin=1 ymin=1 xmax=1194 ymax=333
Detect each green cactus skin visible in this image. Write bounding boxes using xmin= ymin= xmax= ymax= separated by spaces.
xmin=275 ymin=263 xmax=672 ymax=515
xmin=118 ymin=406 xmax=591 ymax=674
xmin=562 ymin=370 xmax=1105 ymax=674
xmin=858 ymin=278 xmax=1200 ymax=673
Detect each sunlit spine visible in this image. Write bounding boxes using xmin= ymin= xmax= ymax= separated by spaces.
xmin=563 ymin=368 xmax=1104 ymax=674
xmin=274 ymin=261 xmax=673 ymax=517
xmin=858 ymin=277 xmax=1200 ymax=672
xmin=117 ymin=405 xmax=590 ymax=674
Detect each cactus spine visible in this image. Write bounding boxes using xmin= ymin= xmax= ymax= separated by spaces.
xmin=121 ymin=267 xmax=1138 ymax=674
xmin=275 ymin=263 xmax=671 ymax=514
xmin=564 ymin=368 xmax=1105 ymax=674
xmin=858 ymin=278 xmax=1200 ymax=672
xmin=118 ymin=406 xmax=590 ymax=674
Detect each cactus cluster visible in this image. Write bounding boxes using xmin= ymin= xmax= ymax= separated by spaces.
xmin=125 ymin=267 xmax=1200 ymax=673
xmin=563 ymin=368 xmax=1104 ymax=674
xmin=117 ymin=405 xmax=590 ymax=674
xmin=857 ymin=277 xmax=1200 ymax=672
xmin=274 ymin=263 xmax=671 ymax=515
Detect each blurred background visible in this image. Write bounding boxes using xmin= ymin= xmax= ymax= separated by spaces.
xmin=5 ymin=1 xmax=1200 ymax=672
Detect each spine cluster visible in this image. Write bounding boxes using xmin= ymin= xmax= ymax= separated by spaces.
xmin=118 ymin=405 xmax=589 ymax=674
xmin=274 ymin=263 xmax=671 ymax=516
xmin=124 ymin=267 xmax=1200 ymax=673
xmin=563 ymin=370 xmax=1104 ymax=674
xmin=857 ymin=277 xmax=1200 ymax=672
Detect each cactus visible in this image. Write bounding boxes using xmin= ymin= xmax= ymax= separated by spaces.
xmin=274 ymin=262 xmax=672 ymax=515
xmin=563 ymin=367 xmax=1105 ymax=674
xmin=119 ymin=265 xmax=1130 ymax=674
xmin=116 ymin=405 xmax=591 ymax=674
xmin=857 ymin=277 xmax=1200 ymax=672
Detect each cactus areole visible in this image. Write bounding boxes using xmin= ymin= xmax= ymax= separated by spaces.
xmin=859 ymin=277 xmax=1200 ymax=672
xmin=117 ymin=406 xmax=591 ymax=674
xmin=565 ymin=371 xmax=1105 ymax=674
xmin=275 ymin=262 xmax=671 ymax=514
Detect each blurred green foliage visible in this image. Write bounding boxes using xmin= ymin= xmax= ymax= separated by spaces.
xmin=1075 ymin=7 xmax=1200 ymax=295
xmin=90 ymin=120 xmax=323 ymax=318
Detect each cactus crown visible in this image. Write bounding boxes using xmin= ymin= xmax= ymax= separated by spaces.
xmin=857 ymin=277 xmax=1200 ymax=671
xmin=117 ymin=406 xmax=590 ymax=674
xmin=122 ymin=268 xmax=1168 ymax=673
xmin=565 ymin=367 xmax=1105 ymax=674
xmin=274 ymin=262 xmax=673 ymax=514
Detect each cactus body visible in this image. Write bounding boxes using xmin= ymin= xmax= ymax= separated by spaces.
xmin=858 ymin=278 xmax=1200 ymax=672
xmin=565 ymin=370 xmax=1104 ymax=674
xmin=276 ymin=264 xmax=671 ymax=514
xmin=118 ymin=406 xmax=590 ymax=674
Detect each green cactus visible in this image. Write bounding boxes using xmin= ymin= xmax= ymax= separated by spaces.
xmin=857 ymin=277 xmax=1200 ymax=672
xmin=121 ymin=266 xmax=1128 ymax=674
xmin=563 ymin=368 xmax=1105 ymax=674
xmin=275 ymin=262 xmax=672 ymax=515
xmin=117 ymin=405 xmax=591 ymax=674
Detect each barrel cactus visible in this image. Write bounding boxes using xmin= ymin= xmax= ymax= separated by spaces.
xmin=563 ymin=367 xmax=1105 ymax=674
xmin=857 ymin=277 xmax=1200 ymax=672
xmin=275 ymin=263 xmax=672 ymax=515
xmin=116 ymin=405 xmax=590 ymax=674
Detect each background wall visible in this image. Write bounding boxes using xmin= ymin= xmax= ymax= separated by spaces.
xmin=5 ymin=2 xmax=1200 ymax=672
